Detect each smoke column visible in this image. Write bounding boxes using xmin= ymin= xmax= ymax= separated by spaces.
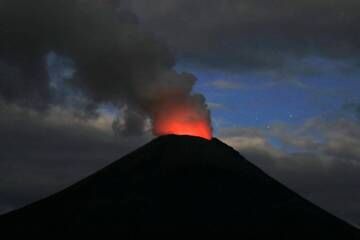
xmin=0 ymin=0 xmax=212 ymax=139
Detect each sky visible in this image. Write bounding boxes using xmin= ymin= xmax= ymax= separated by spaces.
xmin=1 ymin=0 xmax=360 ymax=226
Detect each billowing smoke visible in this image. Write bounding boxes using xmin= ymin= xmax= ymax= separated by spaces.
xmin=0 ymin=0 xmax=212 ymax=138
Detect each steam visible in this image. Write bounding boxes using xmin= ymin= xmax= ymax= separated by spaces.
xmin=0 ymin=0 xmax=212 ymax=136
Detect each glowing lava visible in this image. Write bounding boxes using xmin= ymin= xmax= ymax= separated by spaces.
xmin=152 ymin=104 xmax=212 ymax=140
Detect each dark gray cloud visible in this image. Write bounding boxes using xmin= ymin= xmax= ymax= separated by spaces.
xmin=129 ymin=0 xmax=360 ymax=73
xmin=112 ymin=107 xmax=148 ymax=136
xmin=0 ymin=58 xmax=49 ymax=109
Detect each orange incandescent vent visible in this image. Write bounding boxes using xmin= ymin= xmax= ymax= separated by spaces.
xmin=152 ymin=104 xmax=212 ymax=140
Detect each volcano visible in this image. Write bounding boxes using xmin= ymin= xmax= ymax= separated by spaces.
xmin=1 ymin=135 xmax=359 ymax=238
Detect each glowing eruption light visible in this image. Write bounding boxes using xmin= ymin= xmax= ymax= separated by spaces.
xmin=152 ymin=103 xmax=212 ymax=140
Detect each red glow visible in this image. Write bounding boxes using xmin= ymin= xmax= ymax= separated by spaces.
xmin=153 ymin=105 xmax=212 ymax=140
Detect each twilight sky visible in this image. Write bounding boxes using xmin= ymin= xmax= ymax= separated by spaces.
xmin=1 ymin=0 xmax=360 ymax=226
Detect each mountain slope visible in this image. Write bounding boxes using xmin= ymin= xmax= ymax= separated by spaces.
xmin=1 ymin=135 xmax=359 ymax=238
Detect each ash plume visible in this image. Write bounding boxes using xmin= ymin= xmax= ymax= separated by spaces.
xmin=0 ymin=0 xmax=212 ymax=136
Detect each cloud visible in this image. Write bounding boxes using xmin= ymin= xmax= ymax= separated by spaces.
xmin=112 ymin=106 xmax=151 ymax=136
xmin=207 ymin=102 xmax=225 ymax=110
xmin=130 ymin=0 xmax=360 ymax=73
xmin=210 ymin=79 xmax=242 ymax=90
xmin=268 ymin=118 xmax=360 ymax=166
xmin=0 ymin=59 xmax=50 ymax=109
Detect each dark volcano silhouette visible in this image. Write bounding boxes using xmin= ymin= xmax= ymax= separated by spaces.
xmin=1 ymin=135 xmax=359 ymax=238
